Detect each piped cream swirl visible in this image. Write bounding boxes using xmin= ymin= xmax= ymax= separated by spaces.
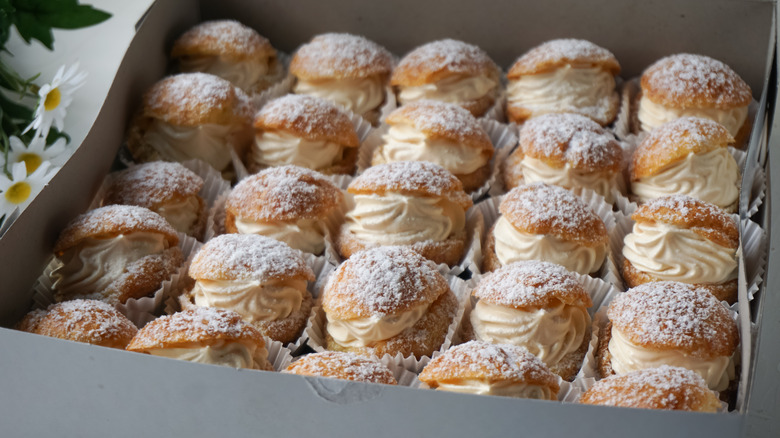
xmin=235 ymin=218 xmax=326 ymax=254
xmin=345 ymin=193 xmax=465 ymax=246
xmin=192 ymin=278 xmax=308 ymax=322
xmin=470 ymin=300 xmax=590 ymax=367
xmin=637 ymin=96 xmax=748 ymax=138
xmin=520 ymin=156 xmax=624 ymax=202
xmin=155 ymin=196 xmax=201 ymax=234
xmin=148 ymin=340 xmax=269 ymax=370
xmin=493 ymin=216 xmax=606 ymax=275
xmin=250 ymin=130 xmax=345 ymax=171
xmin=623 ymin=222 xmax=737 ymax=284
xmin=631 ymin=149 xmax=739 ymax=210
xmin=179 ymin=55 xmax=273 ymax=93
xmin=294 ymin=76 xmax=385 ymax=116
xmin=433 ymin=380 xmax=555 ymax=399
xmin=144 ymin=120 xmax=235 ymax=171
xmin=397 ymin=75 xmax=498 ymax=105
xmin=326 ymin=302 xmax=430 ymax=348
xmin=608 ymin=326 xmax=734 ymax=391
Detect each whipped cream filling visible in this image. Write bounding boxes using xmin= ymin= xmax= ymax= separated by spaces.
xmin=155 ymin=196 xmax=201 ymax=234
xmin=144 ymin=120 xmax=235 ymax=171
xmin=326 ymin=302 xmax=430 ymax=348
xmin=623 ymin=222 xmax=737 ymax=284
xmin=493 ymin=216 xmax=606 ymax=275
xmin=397 ymin=74 xmax=498 ymax=105
xmin=235 ymin=217 xmax=326 ymax=254
xmin=608 ymin=326 xmax=734 ymax=392
xmin=631 ymin=148 xmax=739 ymax=210
xmin=345 ymin=193 xmax=466 ymax=246
xmin=375 ymin=124 xmax=489 ymax=174
xmin=192 ymin=278 xmax=308 ymax=322
xmin=52 ymin=232 xmax=168 ymax=297
xmin=250 ymin=130 xmax=345 ymax=171
xmin=147 ymin=340 xmax=269 ymax=370
xmin=179 ymin=55 xmax=272 ymax=93
xmin=293 ymin=76 xmax=385 ymax=116
xmin=434 ymin=380 xmax=555 ymax=399
xmin=637 ymin=96 xmax=749 ymax=137
xmin=507 ymin=66 xmax=616 ymax=121
xmin=520 ymin=156 xmax=624 ymax=202
xmin=470 ymin=300 xmax=590 ymax=367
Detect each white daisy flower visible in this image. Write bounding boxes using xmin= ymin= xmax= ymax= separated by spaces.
xmin=0 ymin=161 xmax=57 ymax=218
xmin=0 ymin=136 xmax=69 ymax=175
xmin=23 ymin=63 xmax=87 ymax=139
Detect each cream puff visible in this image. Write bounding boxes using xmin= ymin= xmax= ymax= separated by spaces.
xmin=504 ymin=113 xmax=624 ymax=201
xmin=247 ymin=94 xmax=360 ymax=174
xmin=289 ymin=33 xmax=394 ymax=123
xmin=630 ymin=117 xmax=739 ymax=212
xmin=622 ymin=195 xmax=739 ymax=303
xmin=391 ymin=39 xmax=501 ymax=117
xmin=126 ymin=307 xmax=272 ymax=370
xmin=466 ymin=261 xmax=592 ymax=381
xmin=580 ymin=365 xmax=721 ymax=412
xmin=598 ymin=281 xmax=739 ymax=392
xmin=102 ymin=161 xmax=206 ymax=238
xmin=224 ymin=165 xmax=343 ymax=254
xmin=126 ymin=73 xmax=254 ymax=176
xmin=337 ymin=161 xmax=473 ymax=266
xmin=635 ymin=53 xmax=752 ymax=144
xmin=418 ymin=340 xmax=560 ymax=399
xmin=483 ymin=183 xmax=608 ymax=275
xmin=17 ymin=299 xmax=138 ymax=349
xmin=180 ymin=234 xmax=315 ymax=344
xmin=506 ymin=39 xmax=620 ymax=125
xmin=372 ymin=101 xmax=494 ymax=192
xmin=321 ymin=246 xmax=458 ymax=359
xmin=171 ymin=20 xmax=283 ymax=94
xmin=285 ymin=351 xmax=397 ymax=385
xmin=51 ymin=205 xmax=183 ymax=305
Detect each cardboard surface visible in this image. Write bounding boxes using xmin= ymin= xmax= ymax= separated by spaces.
xmin=0 ymin=0 xmax=776 ymax=436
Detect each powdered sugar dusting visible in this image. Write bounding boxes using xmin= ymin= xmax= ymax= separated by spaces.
xmin=61 ymin=205 xmax=175 ymax=244
xmin=286 ymin=351 xmax=396 ymax=384
xmin=137 ymin=307 xmax=250 ymax=344
xmin=512 ymin=39 xmax=617 ymax=72
xmin=581 ymin=365 xmax=715 ymax=410
xmin=637 ymin=116 xmax=730 ymax=156
xmin=322 ymin=246 xmax=446 ymax=317
xmin=520 ymin=113 xmax=621 ymax=170
xmin=40 ymin=299 xmax=136 ymax=341
xmin=189 ymin=234 xmax=313 ymax=281
xmin=474 ymin=261 xmax=591 ymax=308
xmin=257 ymin=94 xmax=352 ymax=139
xmin=642 ymin=54 xmax=752 ymax=107
xmin=636 ymin=195 xmax=736 ymax=230
xmin=147 ymin=73 xmax=234 ymax=116
xmin=175 ymin=20 xmax=270 ymax=57
xmin=396 ymin=39 xmax=496 ymax=75
xmin=292 ymin=33 xmax=393 ymax=78
xmin=501 ymin=183 xmax=603 ymax=236
xmin=104 ymin=162 xmax=203 ymax=207
xmin=350 ymin=161 xmax=468 ymax=204
xmin=608 ymin=282 xmax=737 ymax=356
xmin=392 ymin=100 xmax=489 ymax=145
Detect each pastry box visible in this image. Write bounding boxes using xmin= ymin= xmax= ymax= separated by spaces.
xmin=0 ymin=0 xmax=777 ymax=436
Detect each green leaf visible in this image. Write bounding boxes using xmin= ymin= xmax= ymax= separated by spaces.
xmin=0 ymin=90 xmax=33 ymax=120
xmin=37 ymin=5 xmax=111 ymax=29
xmin=12 ymin=11 xmax=54 ymax=49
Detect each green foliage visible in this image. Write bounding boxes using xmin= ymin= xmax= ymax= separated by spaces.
xmin=3 ymin=0 xmax=111 ymax=50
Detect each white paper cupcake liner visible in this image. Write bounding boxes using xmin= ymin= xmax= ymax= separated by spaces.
xmin=32 ymin=232 xmax=199 ymax=328
xmin=304 ymin=272 xmax=471 ymax=374
xmin=480 ymin=92 xmax=507 ymax=123
xmin=741 ymin=219 xmax=767 ymax=301
xmin=612 ymin=78 xmax=638 ymax=142
xmin=267 ymin=338 xmax=295 ymax=372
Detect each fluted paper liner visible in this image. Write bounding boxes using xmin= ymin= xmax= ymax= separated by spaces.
xmin=31 ymin=232 xmax=200 ymax=328
xmin=304 ymin=270 xmax=471 ymax=373
xmin=283 ymin=353 xmax=419 ymax=388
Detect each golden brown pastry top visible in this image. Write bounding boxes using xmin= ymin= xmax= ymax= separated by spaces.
xmin=103 ymin=162 xmax=204 ymax=210
xmin=473 ymin=261 xmax=592 ymax=310
xmin=499 ymin=183 xmax=607 ymax=247
xmin=254 ymin=95 xmax=359 ymax=147
xmin=390 ymin=39 xmax=500 ymax=86
xmin=142 ymin=73 xmax=254 ymax=127
xmin=607 ymin=281 xmax=739 ymax=359
xmin=347 ymin=161 xmax=472 ymax=210
xmin=18 ymin=299 xmax=138 ymax=349
xmin=580 ymin=365 xmax=721 ymax=411
xmin=385 ymin=101 xmax=493 ymax=152
xmin=171 ymin=20 xmax=276 ymax=62
xmin=188 ymin=233 xmax=315 ymax=282
xmin=54 ymin=205 xmax=179 ymax=254
xmin=126 ymin=307 xmax=265 ymax=351
xmin=507 ymin=38 xmax=620 ymax=78
xmin=630 ymin=117 xmax=734 ymax=180
xmin=419 ymin=341 xmax=560 ymax=390
xmin=640 ymin=53 xmax=752 ymax=109
xmin=517 ymin=113 xmax=622 ymax=173
xmin=285 ymin=351 xmax=397 ymax=384
xmin=226 ymin=165 xmax=343 ymax=222
xmin=631 ymin=195 xmax=739 ymax=249
xmin=289 ymin=33 xmax=394 ymax=81
xmin=322 ymin=246 xmax=450 ymax=319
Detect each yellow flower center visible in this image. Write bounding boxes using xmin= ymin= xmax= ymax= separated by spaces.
xmin=4 ymin=182 xmax=31 ymax=205
xmin=18 ymin=153 xmax=42 ymax=174
xmin=44 ymin=87 xmax=62 ymax=111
